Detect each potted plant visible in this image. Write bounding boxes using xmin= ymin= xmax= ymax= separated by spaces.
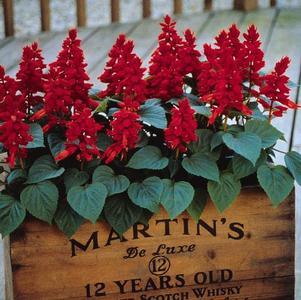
xmin=1 ymin=16 xmax=299 ymax=299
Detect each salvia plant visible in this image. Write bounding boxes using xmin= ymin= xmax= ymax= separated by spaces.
xmin=0 ymin=16 xmax=300 ymax=238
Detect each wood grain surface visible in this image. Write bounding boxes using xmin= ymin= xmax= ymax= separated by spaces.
xmin=5 ymin=188 xmax=294 ymax=300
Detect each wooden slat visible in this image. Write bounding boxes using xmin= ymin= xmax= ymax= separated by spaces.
xmin=142 ymin=0 xmax=151 ymax=18
xmin=234 ymin=0 xmax=258 ymax=11
xmin=239 ymin=8 xmax=277 ymax=49
xmin=110 ymin=0 xmax=120 ymax=23
xmin=7 ymin=189 xmax=294 ymax=299
xmin=76 ymin=0 xmax=87 ymax=27
xmin=196 ymin=10 xmax=244 ymax=49
xmin=40 ymin=0 xmax=51 ymax=32
xmin=204 ymin=0 xmax=213 ymax=11
xmin=270 ymin=0 xmax=277 ymax=7
xmin=3 ymin=0 xmax=14 ymax=37
xmin=3 ymin=237 xmax=13 ymax=300
xmin=173 ymin=0 xmax=183 ymax=15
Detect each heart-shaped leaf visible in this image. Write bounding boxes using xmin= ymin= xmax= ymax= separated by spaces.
xmin=223 ymin=132 xmax=261 ymax=165
xmin=257 ymin=165 xmax=294 ymax=206
xmin=160 ymin=179 xmax=194 ymax=219
xmin=47 ymin=133 xmax=65 ymax=157
xmin=0 ymin=194 xmax=26 ymax=237
xmin=245 ymin=120 xmax=283 ymax=148
xmin=93 ymin=165 xmax=130 ymax=195
xmin=21 ymin=181 xmax=58 ymax=223
xmin=208 ymin=173 xmax=241 ymax=213
xmin=128 ymin=177 xmax=163 ymax=212
xmin=188 ymin=129 xmax=213 ymax=154
xmin=67 ymin=183 xmax=107 ymax=223
xmin=187 ymin=189 xmax=207 ymax=222
xmin=127 ymin=146 xmax=168 ymax=170
xmin=26 ymin=155 xmax=65 ymax=184
xmin=104 ymin=195 xmax=143 ymax=235
xmin=7 ymin=169 xmax=27 ymax=185
xmin=55 ymin=203 xmax=85 ymax=238
xmin=64 ymin=168 xmax=89 ymax=193
xmin=182 ymin=153 xmax=220 ymax=182
xmin=139 ymin=99 xmax=167 ymax=129
xmin=285 ymin=151 xmax=301 ymax=185
xmin=26 ymin=123 xmax=45 ymax=148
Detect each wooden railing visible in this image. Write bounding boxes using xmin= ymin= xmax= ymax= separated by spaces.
xmin=2 ymin=0 xmax=277 ymax=37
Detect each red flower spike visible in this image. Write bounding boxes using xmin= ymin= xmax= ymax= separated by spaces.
xmin=16 ymin=42 xmax=46 ymax=110
xmin=0 ymin=67 xmax=32 ymax=167
xmin=197 ymin=24 xmax=253 ymax=123
xmin=56 ymin=108 xmax=102 ymax=162
xmin=177 ymin=29 xmax=202 ymax=78
xmin=40 ymin=28 xmax=97 ymax=130
xmin=165 ymin=98 xmax=197 ymax=153
xmin=259 ymin=56 xmax=299 ymax=119
xmin=147 ymin=15 xmax=184 ymax=101
xmin=243 ymin=25 xmax=265 ymax=86
xmin=98 ymin=34 xmax=147 ymax=110
xmin=103 ymin=109 xmax=142 ymax=164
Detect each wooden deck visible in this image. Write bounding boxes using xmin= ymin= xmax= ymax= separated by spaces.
xmin=0 ymin=6 xmax=301 ymax=298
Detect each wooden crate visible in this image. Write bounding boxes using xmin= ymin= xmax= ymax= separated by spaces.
xmin=4 ymin=188 xmax=294 ymax=299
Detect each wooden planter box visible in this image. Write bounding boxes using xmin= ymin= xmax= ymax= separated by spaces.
xmin=4 ymin=188 xmax=294 ymax=300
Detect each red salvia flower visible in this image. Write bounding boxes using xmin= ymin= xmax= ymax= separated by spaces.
xmin=103 ymin=109 xmax=142 ymax=163
xmin=31 ymin=29 xmax=97 ymax=130
xmin=147 ymin=15 xmax=183 ymax=101
xmin=16 ymin=42 xmax=46 ymax=111
xmin=165 ymin=98 xmax=197 ymax=153
xmin=197 ymin=24 xmax=253 ymax=123
xmin=56 ymin=108 xmax=102 ymax=162
xmin=178 ymin=29 xmax=202 ymax=78
xmin=243 ymin=25 xmax=265 ymax=87
xmin=259 ymin=56 xmax=299 ymax=119
xmin=0 ymin=67 xmax=32 ymax=167
xmin=98 ymin=34 xmax=147 ymax=110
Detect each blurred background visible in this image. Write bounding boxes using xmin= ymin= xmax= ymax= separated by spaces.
xmin=0 ymin=0 xmax=301 ymax=38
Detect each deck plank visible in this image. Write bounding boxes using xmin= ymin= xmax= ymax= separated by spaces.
xmin=90 ymin=12 xmax=211 ymax=87
xmin=6 ymin=28 xmax=97 ymax=76
xmin=263 ymin=9 xmax=301 ymax=163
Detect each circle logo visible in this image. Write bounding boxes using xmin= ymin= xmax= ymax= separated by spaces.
xmin=148 ymin=255 xmax=171 ymax=276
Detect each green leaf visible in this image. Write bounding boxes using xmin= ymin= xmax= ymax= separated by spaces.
xmin=67 ymin=183 xmax=107 ymax=223
xmin=139 ymin=99 xmax=167 ymax=129
xmin=188 ymin=129 xmax=213 ymax=154
xmin=182 ymin=153 xmax=220 ymax=182
xmin=211 ymin=132 xmax=225 ymax=150
xmin=128 ymin=177 xmax=163 ymax=213
xmin=257 ymin=165 xmax=294 ymax=206
xmin=187 ymin=189 xmax=207 ymax=222
xmin=160 ymin=179 xmax=194 ymax=219
xmin=191 ymin=105 xmax=211 ymax=117
xmin=26 ymin=123 xmax=44 ymax=148
xmin=245 ymin=120 xmax=283 ymax=148
xmin=7 ymin=169 xmax=27 ymax=185
xmin=232 ymin=151 xmax=267 ymax=179
xmin=47 ymin=133 xmax=65 ymax=157
xmin=93 ymin=99 xmax=108 ymax=113
xmin=223 ymin=132 xmax=261 ymax=165
xmin=0 ymin=194 xmax=26 ymax=236
xmin=26 ymin=155 xmax=65 ymax=184
xmin=138 ymin=209 xmax=153 ymax=226
xmin=127 ymin=146 xmax=168 ymax=170
xmin=92 ymin=165 xmax=130 ymax=196
xmin=20 ymin=181 xmax=58 ymax=223
xmin=285 ymin=151 xmax=301 ymax=185
xmin=97 ymin=132 xmax=113 ymax=152
xmin=64 ymin=168 xmax=89 ymax=193
xmin=104 ymin=195 xmax=143 ymax=235
xmin=208 ymin=173 xmax=241 ymax=213
xmin=168 ymin=158 xmax=179 ymax=178
xmin=54 ymin=203 xmax=84 ymax=238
